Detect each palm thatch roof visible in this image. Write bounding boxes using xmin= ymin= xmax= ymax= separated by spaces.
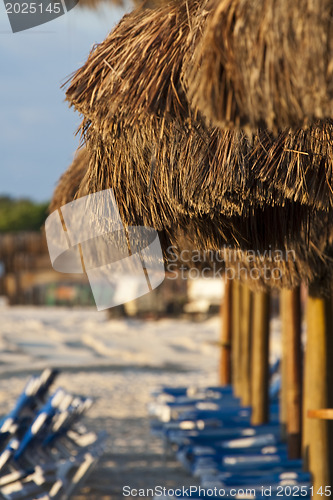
xmin=185 ymin=212 xmax=333 ymax=293
xmin=159 ymin=208 xmax=333 ymax=294
xmin=250 ymin=122 xmax=333 ymax=211
xmin=66 ymin=0 xmax=200 ymax=127
xmin=67 ymin=135 xmax=333 ymax=291
xmin=66 ymin=0 xmax=333 ymax=213
xmin=185 ymin=0 xmax=333 ymax=132
xmin=65 ymin=0 xmax=256 ymax=220
xmin=49 ymin=148 xmax=88 ymax=214
xmin=50 ymin=142 xmax=333 ymax=292
xmin=60 ymin=0 xmax=333 ymax=291
xmin=49 ymin=149 xmax=333 ymax=291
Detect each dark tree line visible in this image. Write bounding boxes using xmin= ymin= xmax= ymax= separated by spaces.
xmin=0 ymin=196 xmax=49 ymax=232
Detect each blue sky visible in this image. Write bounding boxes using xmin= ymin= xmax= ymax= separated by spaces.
xmin=0 ymin=1 xmax=127 ymax=201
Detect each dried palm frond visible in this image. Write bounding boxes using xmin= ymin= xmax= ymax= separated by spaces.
xmin=51 ymin=141 xmax=333 ymax=290
xmin=185 ymin=0 xmax=333 ymax=132
xmin=77 ymin=117 xmax=263 ymax=219
xmin=49 ymin=148 xmax=88 ymax=214
xmin=75 ymin=139 xmax=332 ymax=285
xmin=65 ymin=0 xmax=203 ymax=129
xmin=250 ymin=122 xmax=333 ymax=211
xmin=66 ymin=0 xmax=333 ymax=215
xmin=172 ymin=210 xmax=333 ymax=293
xmin=77 ymin=116 xmax=333 ymax=237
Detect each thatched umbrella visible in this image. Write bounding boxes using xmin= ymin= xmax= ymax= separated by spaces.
xmin=63 ymin=0 xmax=333 ymax=295
xmin=65 ymin=1 xmax=333 ymax=261
xmin=180 ymin=0 xmax=333 ymax=480
xmin=50 ymin=144 xmax=313 ymax=435
xmin=185 ymin=0 xmax=333 ymax=132
xmin=180 ymin=1 xmax=333 ymax=476
xmin=60 ymin=0 xmax=333 ymax=488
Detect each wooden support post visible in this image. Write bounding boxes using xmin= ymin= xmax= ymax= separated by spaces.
xmin=219 ymin=279 xmax=233 ymax=386
xmin=251 ymin=290 xmax=270 ymax=426
xmin=240 ymin=284 xmax=253 ymax=406
xmin=281 ymin=287 xmax=302 ymax=459
xmin=280 ymin=290 xmax=288 ymax=441
xmin=232 ymin=280 xmax=242 ymax=398
xmin=303 ymin=288 xmax=333 ymax=495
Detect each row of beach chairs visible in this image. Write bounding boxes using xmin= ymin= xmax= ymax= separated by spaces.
xmin=0 ymin=369 xmax=105 ymax=499
xmin=149 ymin=361 xmax=312 ymax=499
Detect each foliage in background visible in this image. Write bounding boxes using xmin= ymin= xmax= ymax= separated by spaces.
xmin=0 ymin=196 xmax=49 ymax=232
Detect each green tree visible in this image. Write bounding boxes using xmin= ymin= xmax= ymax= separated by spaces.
xmin=0 ymin=196 xmax=49 ymax=232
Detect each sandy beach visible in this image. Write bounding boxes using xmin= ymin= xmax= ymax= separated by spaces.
xmin=0 ymin=304 xmax=223 ymax=499
xmin=0 ymin=303 xmax=282 ymax=498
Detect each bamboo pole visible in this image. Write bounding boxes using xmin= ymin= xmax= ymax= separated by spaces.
xmin=280 ymin=290 xmax=288 ymax=441
xmin=240 ymin=284 xmax=253 ymax=406
xmin=282 ymin=287 xmax=302 ymax=459
xmin=219 ymin=279 xmax=233 ymax=386
xmin=251 ymin=290 xmax=270 ymax=426
xmin=303 ymin=287 xmax=333 ymax=495
xmin=232 ymin=280 xmax=242 ymax=398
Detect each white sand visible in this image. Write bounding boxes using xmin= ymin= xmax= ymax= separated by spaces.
xmin=0 ymin=304 xmax=282 ymax=499
xmin=0 ymin=305 xmax=222 ymax=499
